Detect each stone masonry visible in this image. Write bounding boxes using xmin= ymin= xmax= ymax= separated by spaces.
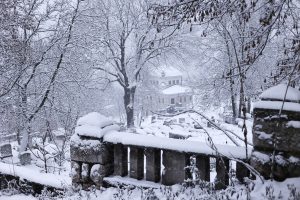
xmin=70 ymin=136 xmax=114 ymax=189
xmin=250 ymin=84 xmax=300 ymax=181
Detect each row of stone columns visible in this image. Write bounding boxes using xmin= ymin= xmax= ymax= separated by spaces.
xmin=112 ymin=144 xmax=249 ymax=189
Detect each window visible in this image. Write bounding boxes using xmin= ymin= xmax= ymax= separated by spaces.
xmin=184 ymin=97 xmax=186 ymax=102
xmin=171 ymin=98 xmax=175 ymax=104
xmin=179 ymin=97 xmax=182 ymax=102
xmin=176 ymin=80 xmax=179 ymax=84
xmin=162 ymin=98 xmax=164 ymax=103
xmin=172 ymin=80 xmax=175 ymax=84
xmin=190 ymin=96 xmax=192 ymax=101
xmin=169 ymin=81 xmax=171 ymax=85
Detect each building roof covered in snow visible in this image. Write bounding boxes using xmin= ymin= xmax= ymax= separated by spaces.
xmin=259 ymin=84 xmax=300 ymax=103
xmin=161 ymin=85 xmax=192 ymax=95
xmin=151 ymin=66 xmax=183 ymax=77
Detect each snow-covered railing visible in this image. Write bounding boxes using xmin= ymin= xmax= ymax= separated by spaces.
xmin=70 ymin=112 xmax=251 ymax=190
xmin=100 ymin=131 xmax=250 ymax=189
xmin=104 ymin=131 xmax=251 ymax=160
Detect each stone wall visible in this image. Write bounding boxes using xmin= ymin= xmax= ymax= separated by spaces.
xmin=70 ymin=136 xmax=113 ymax=189
xmin=250 ymin=108 xmax=300 ymax=181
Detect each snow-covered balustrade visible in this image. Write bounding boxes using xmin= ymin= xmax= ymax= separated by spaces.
xmin=251 ymin=84 xmax=300 ymax=181
xmin=70 ymin=112 xmax=251 ymax=190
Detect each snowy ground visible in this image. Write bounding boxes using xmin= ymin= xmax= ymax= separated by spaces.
xmin=1 ymin=111 xmax=299 ymax=199
xmin=137 ymin=111 xmax=253 ymax=147
xmin=0 ymin=177 xmax=300 ymax=200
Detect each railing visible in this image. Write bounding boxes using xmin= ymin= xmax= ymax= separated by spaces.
xmin=101 ymin=131 xmax=251 ymax=190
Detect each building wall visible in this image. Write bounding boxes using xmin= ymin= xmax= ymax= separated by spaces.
xmin=149 ymin=75 xmax=182 ymax=89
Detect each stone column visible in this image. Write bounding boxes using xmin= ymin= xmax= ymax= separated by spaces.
xmin=71 ymin=161 xmax=82 ymax=185
xmin=162 ymin=150 xmax=187 ymax=186
xmin=114 ymin=143 xmax=128 ymax=177
xmin=196 ymin=155 xmax=210 ymax=182
xmin=145 ymin=148 xmax=161 ymax=182
xmin=215 ymin=157 xmax=229 ymax=190
xmin=129 ymin=146 xmax=144 ymax=180
xmin=251 ymin=103 xmax=300 ymax=180
xmin=236 ymin=161 xmax=249 ymax=183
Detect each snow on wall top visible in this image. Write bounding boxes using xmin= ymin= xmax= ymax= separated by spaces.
xmin=151 ymin=66 xmax=183 ymax=77
xmin=259 ymin=84 xmax=300 ymax=102
xmin=75 ymin=112 xmax=119 ymax=139
xmin=253 ymin=101 xmax=300 ymax=112
xmin=162 ymin=85 xmax=192 ymax=95
xmin=104 ymin=131 xmax=251 ymax=159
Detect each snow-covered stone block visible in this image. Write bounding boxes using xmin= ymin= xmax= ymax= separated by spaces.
xmin=0 ymin=143 xmax=12 ymax=158
xmin=253 ymin=108 xmax=300 ymax=153
xmin=70 ymin=140 xmax=113 ymax=164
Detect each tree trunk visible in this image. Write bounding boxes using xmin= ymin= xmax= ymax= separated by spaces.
xmin=124 ymin=86 xmax=136 ymax=128
xmin=229 ymin=79 xmax=237 ymax=118
xmin=238 ymin=77 xmax=245 ymax=118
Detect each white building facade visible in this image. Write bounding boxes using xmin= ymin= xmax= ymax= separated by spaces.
xmin=143 ymin=67 xmax=193 ymax=115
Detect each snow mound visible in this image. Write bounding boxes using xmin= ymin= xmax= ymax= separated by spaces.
xmin=75 ymin=112 xmax=119 ymax=139
xmin=0 ymin=162 xmax=71 ymax=189
xmin=77 ymin=112 xmax=114 ymax=128
xmin=260 ymin=84 xmax=300 ymax=102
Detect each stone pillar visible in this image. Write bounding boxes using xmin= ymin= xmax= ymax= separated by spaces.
xmin=90 ymin=163 xmax=113 ymax=189
xmin=236 ymin=161 xmax=249 ymax=183
xmin=114 ymin=143 xmax=128 ymax=177
xmin=145 ymin=148 xmax=161 ymax=182
xmin=162 ymin=150 xmax=187 ymax=186
xmin=71 ymin=161 xmax=82 ymax=185
xmin=215 ymin=158 xmax=229 ymax=190
xmin=251 ymin=109 xmax=300 ymax=180
xmin=129 ymin=146 xmax=144 ymax=180
xmin=196 ymin=155 xmax=210 ymax=182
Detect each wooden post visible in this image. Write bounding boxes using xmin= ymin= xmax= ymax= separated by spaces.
xmin=215 ymin=157 xmax=229 ymax=190
xmin=129 ymin=146 xmax=144 ymax=180
xmin=145 ymin=148 xmax=161 ymax=182
xmin=196 ymin=155 xmax=210 ymax=182
xmin=113 ymin=144 xmax=128 ymax=177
